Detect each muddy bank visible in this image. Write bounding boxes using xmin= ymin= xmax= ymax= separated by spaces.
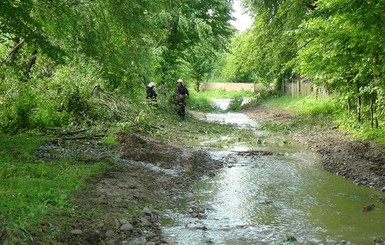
xmin=243 ymin=105 xmax=385 ymax=192
xmin=30 ymin=133 xmax=223 ymax=245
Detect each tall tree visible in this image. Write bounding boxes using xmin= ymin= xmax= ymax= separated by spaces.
xmin=161 ymin=0 xmax=234 ymax=88
xmin=240 ymin=0 xmax=316 ymax=86
xmin=295 ymin=0 xmax=385 ymax=126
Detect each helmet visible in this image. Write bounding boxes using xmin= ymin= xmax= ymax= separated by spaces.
xmin=177 ymin=79 xmax=183 ymax=84
xmin=148 ymin=82 xmax=155 ymax=87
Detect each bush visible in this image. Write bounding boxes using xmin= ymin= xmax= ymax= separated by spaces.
xmin=227 ymin=95 xmax=243 ymax=111
xmin=0 ymin=59 xmax=110 ymax=132
xmin=0 ymin=83 xmax=36 ymax=133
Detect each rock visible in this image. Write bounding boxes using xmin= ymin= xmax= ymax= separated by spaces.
xmin=143 ymin=207 xmax=152 ymax=216
xmin=70 ymin=229 xmax=83 ymax=235
xmin=119 ymin=219 xmax=129 ymax=224
xmin=120 ymin=223 xmax=133 ymax=231
xmin=126 ymin=237 xmax=147 ymax=245
xmin=105 ymin=230 xmax=115 ymax=238
xmin=139 ymin=216 xmax=151 ymax=226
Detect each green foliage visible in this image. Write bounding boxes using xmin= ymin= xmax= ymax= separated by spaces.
xmin=0 ymin=0 xmax=235 ymax=134
xmin=0 ymin=81 xmax=37 ymax=133
xmin=261 ymin=94 xmax=385 ymax=143
xmin=0 ymin=59 xmax=109 ymax=132
xmin=240 ymin=1 xmax=310 ymax=87
xmin=260 ymin=96 xmax=337 ymax=132
xmin=219 ymin=32 xmax=256 ymax=82
xmin=291 ymin=0 xmax=385 ymax=132
xmin=290 ymin=97 xmax=340 ymax=117
xmin=227 ymin=95 xmax=244 ymax=111
xmin=160 ymin=0 xmax=234 ymax=87
xmin=236 ymin=0 xmax=385 ymax=139
xmin=0 ymin=133 xmax=110 ymax=241
xmin=284 ymin=235 xmax=297 ymax=242
xmin=188 ymin=96 xmax=219 ymax=113
xmin=187 ymin=90 xmax=220 ymax=112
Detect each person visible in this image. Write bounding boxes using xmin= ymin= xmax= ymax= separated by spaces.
xmin=146 ymin=82 xmax=157 ymax=108
xmin=174 ymin=78 xmax=189 ymax=118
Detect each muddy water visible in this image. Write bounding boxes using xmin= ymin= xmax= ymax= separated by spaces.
xmin=162 ymin=99 xmax=385 ymax=244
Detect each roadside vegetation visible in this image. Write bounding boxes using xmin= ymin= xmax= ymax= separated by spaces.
xmin=257 ymin=95 xmax=385 ymax=144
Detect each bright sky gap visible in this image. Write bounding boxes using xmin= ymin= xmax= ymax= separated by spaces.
xmin=231 ymin=0 xmax=253 ymax=31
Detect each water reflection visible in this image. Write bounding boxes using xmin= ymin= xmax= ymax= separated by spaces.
xmin=164 ymin=150 xmax=385 ymax=244
xmin=162 ymin=99 xmax=385 ymax=244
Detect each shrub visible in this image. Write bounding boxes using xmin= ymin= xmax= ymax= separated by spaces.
xmin=0 ymin=83 xmax=36 ymax=133
xmin=227 ymin=95 xmax=243 ymax=111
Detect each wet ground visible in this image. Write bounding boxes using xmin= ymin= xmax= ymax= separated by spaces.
xmin=243 ymin=105 xmax=385 ymax=192
xmin=162 ymin=101 xmax=385 ymax=245
xmin=27 ymin=102 xmax=385 ymax=245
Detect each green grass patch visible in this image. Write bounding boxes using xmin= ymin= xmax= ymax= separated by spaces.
xmin=260 ymin=95 xmax=338 ymax=116
xmin=197 ymin=89 xmax=254 ymax=99
xmin=260 ymin=96 xmax=338 ymax=133
xmin=187 ymin=90 xmax=220 ymax=112
xmin=0 ymin=133 xmax=110 ymax=241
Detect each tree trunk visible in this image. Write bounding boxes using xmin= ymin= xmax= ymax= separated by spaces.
xmin=347 ymin=96 xmax=351 ymax=113
xmin=0 ymin=37 xmax=25 ymax=67
xmin=196 ymin=81 xmax=200 ymax=92
xmin=356 ymin=80 xmax=361 ymax=123
xmin=8 ymin=37 xmax=21 ymax=63
xmin=370 ymin=96 xmax=374 ymax=129
xmin=24 ymin=49 xmax=38 ymax=79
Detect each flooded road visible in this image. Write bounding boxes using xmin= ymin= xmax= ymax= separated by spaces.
xmin=162 ymin=99 xmax=385 ymax=244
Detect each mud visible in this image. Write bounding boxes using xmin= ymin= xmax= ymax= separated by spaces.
xmin=31 ymin=133 xmax=223 ymax=245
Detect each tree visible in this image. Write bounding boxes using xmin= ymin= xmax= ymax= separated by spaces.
xmin=160 ymin=0 xmax=234 ymax=89
xmin=240 ymin=0 xmax=316 ymax=87
xmin=295 ymin=0 xmax=385 ymax=127
xmin=220 ymin=31 xmax=256 ymax=82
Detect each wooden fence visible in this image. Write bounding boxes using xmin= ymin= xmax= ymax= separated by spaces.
xmin=282 ymin=79 xmax=327 ymax=97
xmin=200 ymin=81 xmax=327 ymax=97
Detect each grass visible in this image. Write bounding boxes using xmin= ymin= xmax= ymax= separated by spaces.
xmin=258 ymin=95 xmax=385 ymax=145
xmin=0 ymin=133 xmax=110 ymax=242
xmin=186 ymin=89 xmax=256 ymax=112
xmin=259 ymin=95 xmax=338 ymax=133
xmin=260 ymin=95 xmax=337 ymax=116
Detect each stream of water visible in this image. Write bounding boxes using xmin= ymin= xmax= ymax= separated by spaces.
xmin=162 ymin=99 xmax=385 ymax=245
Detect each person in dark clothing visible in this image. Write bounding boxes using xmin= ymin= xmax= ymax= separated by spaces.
xmin=146 ymin=82 xmax=157 ymax=108
xmin=174 ymin=79 xmax=189 ymax=118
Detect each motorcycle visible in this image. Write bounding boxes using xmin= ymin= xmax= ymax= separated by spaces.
xmin=174 ymin=94 xmax=187 ymax=118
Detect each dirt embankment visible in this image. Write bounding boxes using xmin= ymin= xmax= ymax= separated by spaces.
xmin=243 ymin=105 xmax=385 ymax=192
xmin=28 ymin=133 xmax=223 ymax=245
